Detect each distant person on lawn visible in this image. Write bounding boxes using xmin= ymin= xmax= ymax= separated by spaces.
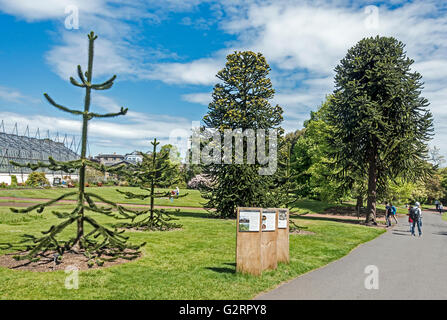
xmin=439 ymin=203 xmax=443 ymax=215
xmin=409 ymin=202 xmax=422 ymax=237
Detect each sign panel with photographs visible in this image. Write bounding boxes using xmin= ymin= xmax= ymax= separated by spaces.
xmin=261 ymin=211 xmax=276 ymax=232
xmin=278 ymin=209 xmax=288 ymax=229
xmin=239 ymin=210 xmax=261 ymax=232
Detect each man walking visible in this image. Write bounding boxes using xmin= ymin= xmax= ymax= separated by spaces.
xmin=385 ymin=202 xmax=398 ymax=227
xmin=409 ymin=202 xmax=422 ymax=237
xmin=385 ymin=202 xmax=392 ymax=227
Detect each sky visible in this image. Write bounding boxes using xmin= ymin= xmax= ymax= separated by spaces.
xmin=0 ymin=0 xmax=446 ymax=158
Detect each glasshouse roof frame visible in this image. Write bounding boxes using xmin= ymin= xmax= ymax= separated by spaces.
xmin=0 ymin=121 xmax=80 ymax=174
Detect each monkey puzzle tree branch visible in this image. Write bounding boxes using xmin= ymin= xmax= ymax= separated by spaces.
xmin=88 ymin=107 xmax=128 ymax=119
xmin=10 ymin=192 xmax=78 ymax=214
xmin=44 ymin=93 xmax=84 ymax=115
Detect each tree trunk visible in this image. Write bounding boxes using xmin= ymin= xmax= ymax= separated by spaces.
xmin=366 ymin=150 xmax=378 ymax=225
xmin=355 ymin=195 xmax=363 ymax=212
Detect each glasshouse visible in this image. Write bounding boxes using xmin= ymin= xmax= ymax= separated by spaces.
xmin=0 ymin=123 xmax=79 ymax=185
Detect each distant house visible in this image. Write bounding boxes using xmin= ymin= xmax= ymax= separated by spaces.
xmin=124 ymin=151 xmax=143 ymax=164
xmin=94 ymin=153 xmax=124 ymax=166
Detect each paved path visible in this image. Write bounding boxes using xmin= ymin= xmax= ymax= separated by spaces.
xmin=257 ymin=211 xmax=447 ymax=300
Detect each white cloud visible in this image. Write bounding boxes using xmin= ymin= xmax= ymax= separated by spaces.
xmin=147 ymin=58 xmax=221 ymax=85
xmin=182 ymin=92 xmax=211 ymax=105
xmin=0 ymin=0 xmax=105 ymax=21
xmin=0 ymin=86 xmax=39 ymax=104
xmin=45 ymin=32 xmax=142 ymax=81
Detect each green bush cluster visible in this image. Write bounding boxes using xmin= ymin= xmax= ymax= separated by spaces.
xmin=25 ymin=172 xmax=50 ymax=187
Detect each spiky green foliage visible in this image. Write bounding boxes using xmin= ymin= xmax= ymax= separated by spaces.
xmin=115 ymin=139 xmax=186 ymax=231
xmin=201 ymin=51 xmax=284 ymax=218
xmin=8 ymin=32 xmax=145 ymax=264
xmin=276 ymin=143 xmax=301 ymax=211
xmin=326 ymin=36 xmax=434 ymax=224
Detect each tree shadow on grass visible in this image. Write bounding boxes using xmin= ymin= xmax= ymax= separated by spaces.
xmin=295 ymin=215 xmax=362 ymax=225
xmin=206 ymin=262 xmax=236 ymax=274
xmin=169 ymin=210 xmax=210 ymax=219
xmin=169 ymin=210 xmax=237 ymax=221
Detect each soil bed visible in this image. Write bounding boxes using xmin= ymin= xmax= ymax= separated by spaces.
xmin=0 ymin=249 xmax=142 ymax=272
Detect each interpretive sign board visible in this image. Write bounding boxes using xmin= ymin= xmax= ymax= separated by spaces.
xmin=261 ymin=209 xmax=277 ymax=271
xmin=236 ymin=208 xmax=262 ymax=275
xmin=276 ymin=208 xmax=289 ymax=263
xmin=239 ymin=210 xmax=260 ymax=232
xmin=261 ymin=210 xmax=276 ymax=232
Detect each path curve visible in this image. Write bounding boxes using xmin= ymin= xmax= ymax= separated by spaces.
xmin=257 ymin=211 xmax=447 ymax=300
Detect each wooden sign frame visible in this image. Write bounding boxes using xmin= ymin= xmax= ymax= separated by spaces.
xmin=236 ymin=207 xmax=262 ymax=275
xmin=276 ymin=208 xmax=290 ymax=263
xmin=260 ymin=208 xmax=278 ymax=271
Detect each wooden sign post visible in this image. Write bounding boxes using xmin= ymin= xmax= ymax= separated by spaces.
xmin=260 ymin=208 xmax=278 ymax=271
xmin=236 ymin=207 xmax=288 ymax=275
xmin=236 ymin=207 xmax=262 ymax=275
xmin=276 ymin=208 xmax=290 ymax=263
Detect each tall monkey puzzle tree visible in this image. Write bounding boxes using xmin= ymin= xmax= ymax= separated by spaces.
xmin=201 ymin=51 xmax=283 ymax=218
xmin=115 ymin=138 xmax=186 ymax=231
xmin=9 ymin=32 xmax=145 ymax=264
xmin=326 ymin=36 xmax=434 ymax=224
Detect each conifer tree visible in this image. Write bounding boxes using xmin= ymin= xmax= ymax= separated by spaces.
xmin=326 ymin=36 xmax=434 ymax=224
xmin=201 ymin=51 xmax=283 ymax=218
xmin=274 ymin=142 xmax=304 ymax=231
xmin=115 ymin=139 xmax=186 ymax=230
xmin=276 ymin=142 xmax=301 ymax=212
xmin=9 ymin=32 xmax=145 ymax=264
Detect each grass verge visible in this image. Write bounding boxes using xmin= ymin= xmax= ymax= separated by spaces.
xmin=0 ymin=204 xmax=384 ymax=299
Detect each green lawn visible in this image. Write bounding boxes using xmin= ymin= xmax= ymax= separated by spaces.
xmin=0 ymin=203 xmax=384 ymax=299
xmin=0 ymin=187 xmax=204 ymax=208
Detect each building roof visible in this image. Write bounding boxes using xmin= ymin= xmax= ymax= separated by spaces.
xmin=0 ymin=132 xmax=79 ymax=174
xmin=95 ymin=153 xmax=124 ymax=159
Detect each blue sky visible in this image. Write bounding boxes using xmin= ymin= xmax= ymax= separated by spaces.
xmin=0 ymin=0 xmax=446 ymax=158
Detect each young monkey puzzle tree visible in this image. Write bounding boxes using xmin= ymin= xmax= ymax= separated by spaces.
xmin=9 ymin=32 xmax=145 ymax=265
xmin=115 ymin=139 xmax=186 ymax=231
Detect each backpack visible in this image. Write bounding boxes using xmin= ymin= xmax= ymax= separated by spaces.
xmin=410 ymin=207 xmax=420 ymax=221
xmin=391 ymin=206 xmax=397 ymax=215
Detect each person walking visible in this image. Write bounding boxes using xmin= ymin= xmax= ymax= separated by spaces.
xmin=390 ymin=203 xmax=398 ymax=224
xmin=435 ymin=199 xmax=440 ymax=211
xmin=385 ymin=202 xmax=392 ymax=227
xmin=385 ymin=202 xmax=398 ymax=227
xmin=439 ymin=203 xmax=443 ymax=215
xmin=409 ymin=202 xmax=422 ymax=237
xmin=407 ymin=205 xmax=413 ymax=232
